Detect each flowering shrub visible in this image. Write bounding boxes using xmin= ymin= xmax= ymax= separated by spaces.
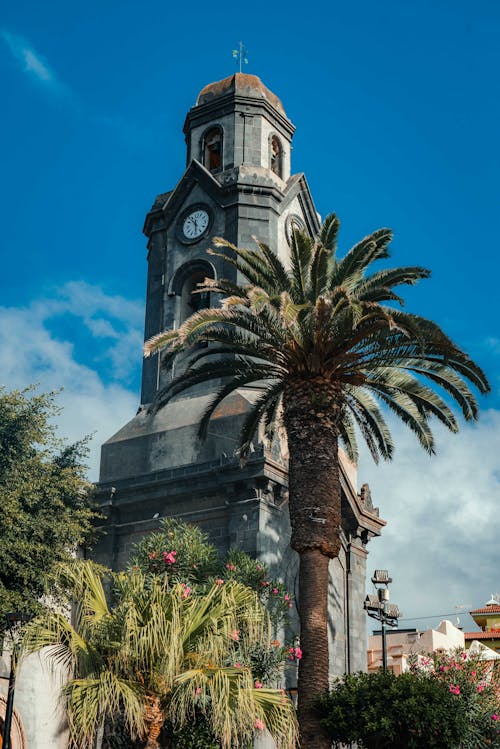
xmin=317 ymin=670 xmax=471 ymax=748
xmin=132 ymin=517 xmax=219 ymax=582
xmin=318 ymin=649 xmax=500 ymax=749
xmin=409 ymin=648 xmax=500 ymax=749
xmin=131 ymin=518 xmax=294 ymax=631
xmin=129 ymin=517 xmax=300 ymax=745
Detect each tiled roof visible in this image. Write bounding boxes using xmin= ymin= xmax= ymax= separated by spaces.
xmin=470 ymin=605 xmax=500 ymax=614
xmin=465 ymin=631 xmax=500 ymax=640
xmin=197 ymin=74 xmax=285 ymax=114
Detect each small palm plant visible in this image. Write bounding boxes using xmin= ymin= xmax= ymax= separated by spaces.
xmin=144 ymin=214 xmax=489 ymax=749
xmin=24 ymin=560 xmax=297 ymax=749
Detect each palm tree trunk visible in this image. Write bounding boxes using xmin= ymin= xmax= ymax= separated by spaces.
xmin=283 ymin=378 xmax=342 ymax=749
xmin=143 ymin=695 xmax=164 ymax=749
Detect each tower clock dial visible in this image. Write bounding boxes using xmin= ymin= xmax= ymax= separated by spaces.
xmin=182 ymin=208 xmax=210 ymax=241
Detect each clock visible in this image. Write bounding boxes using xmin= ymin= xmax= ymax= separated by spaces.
xmin=178 ymin=205 xmax=212 ymax=244
xmin=285 ymin=213 xmax=306 ymax=245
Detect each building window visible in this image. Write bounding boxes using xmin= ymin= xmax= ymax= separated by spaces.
xmin=203 ymin=127 xmax=223 ymax=173
xmin=180 ymin=271 xmax=211 ymax=322
xmin=170 ymin=260 xmax=215 ymax=327
xmin=270 ymin=135 xmax=282 ymax=177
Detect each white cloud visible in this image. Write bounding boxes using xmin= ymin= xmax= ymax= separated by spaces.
xmin=360 ymin=410 xmax=500 ymax=633
xmin=0 ymin=282 xmax=143 ymax=480
xmin=1 ymin=30 xmax=63 ymax=91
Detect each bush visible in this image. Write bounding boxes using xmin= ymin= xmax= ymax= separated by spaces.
xmin=131 ymin=517 xmax=294 ymax=631
xmin=317 ymin=670 xmax=471 ymax=749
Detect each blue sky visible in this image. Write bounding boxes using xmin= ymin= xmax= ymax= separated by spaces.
xmin=1 ymin=0 xmax=499 ymax=634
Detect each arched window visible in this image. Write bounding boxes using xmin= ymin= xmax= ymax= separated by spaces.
xmin=270 ymin=135 xmax=282 ymax=178
xmin=203 ymin=127 xmax=223 ymax=173
xmin=170 ymin=260 xmax=215 ymax=326
xmin=180 ymin=271 xmax=211 ymax=323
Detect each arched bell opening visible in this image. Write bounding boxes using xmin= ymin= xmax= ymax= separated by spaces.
xmin=202 ymin=126 xmax=223 ymax=173
xmin=270 ymin=134 xmax=283 ymax=178
xmin=169 ymin=259 xmax=216 ymax=328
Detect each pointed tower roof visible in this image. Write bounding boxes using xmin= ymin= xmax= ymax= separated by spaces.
xmin=196 ymin=73 xmax=286 ymax=115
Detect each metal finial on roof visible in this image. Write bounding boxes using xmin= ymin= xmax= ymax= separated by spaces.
xmin=486 ymin=594 xmax=500 ymax=605
xmin=232 ymin=42 xmax=248 ymax=73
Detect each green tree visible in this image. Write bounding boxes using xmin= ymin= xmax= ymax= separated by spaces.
xmin=144 ymin=215 xmax=489 ymax=748
xmin=0 ymin=387 xmax=96 ymax=626
xmin=26 ymin=560 xmax=297 ymax=749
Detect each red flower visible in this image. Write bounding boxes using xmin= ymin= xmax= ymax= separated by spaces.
xmin=162 ymin=550 xmax=177 ymax=564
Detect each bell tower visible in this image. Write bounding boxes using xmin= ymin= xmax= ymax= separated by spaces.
xmin=140 ymin=73 xmax=319 ymax=405
xmin=94 ymin=74 xmax=384 ymax=676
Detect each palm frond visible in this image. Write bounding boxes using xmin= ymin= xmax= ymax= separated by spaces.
xmin=318 ymin=212 xmax=340 ymax=254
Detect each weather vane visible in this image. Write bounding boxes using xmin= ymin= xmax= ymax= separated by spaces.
xmin=232 ymin=42 xmax=248 ymax=73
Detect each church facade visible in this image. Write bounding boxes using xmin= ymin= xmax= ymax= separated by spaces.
xmin=93 ymin=73 xmax=385 ymax=677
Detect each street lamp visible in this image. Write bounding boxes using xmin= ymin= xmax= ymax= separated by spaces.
xmin=364 ymin=570 xmax=401 ymax=672
xmin=2 ymin=612 xmax=31 ymax=749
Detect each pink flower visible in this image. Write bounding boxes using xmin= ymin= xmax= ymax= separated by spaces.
xmin=449 ymin=685 xmax=460 ymax=695
xmin=287 ymin=646 xmax=303 ymax=661
xmin=460 ymin=651 xmax=468 ymax=660
xmin=294 ymin=646 xmax=303 ymax=660
xmin=288 ymin=602 xmax=293 ymax=608
xmin=477 ymin=683 xmax=486 ymax=693
xmin=194 ymin=687 xmax=202 ymax=696
xmin=148 ymin=551 xmax=158 ymax=560
xmin=272 ymin=588 xmax=278 ymax=595
xmin=229 ymin=629 xmax=240 ymax=641
xmin=183 ymin=586 xmax=191 ymax=598
xmin=284 ymin=594 xmax=290 ymax=601
xmin=255 ymin=719 xmax=265 ymax=731
xmin=492 ymin=713 xmax=499 ymax=721
xmin=226 ymin=563 xmax=236 ymax=571
xmin=234 ymin=662 xmax=241 ymax=668
xmin=162 ymin=550 xmax=177 ymax=564
xmin=256 ymin=564 xmax=262 ymax=571
xmin=215 ymin=578 xmax=224 ymax=585
xmin=254 ymin=681 xmax=263 ymax=689
xmin=471 ymin=671 xmax=477 ymax=677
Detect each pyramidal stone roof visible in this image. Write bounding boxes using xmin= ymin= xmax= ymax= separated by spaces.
xmin=196 ymin=73 xmax=286 ymax=115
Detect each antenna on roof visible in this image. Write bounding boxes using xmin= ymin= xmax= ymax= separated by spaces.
xmin=232 ymin=42 xmax=249 ymax=73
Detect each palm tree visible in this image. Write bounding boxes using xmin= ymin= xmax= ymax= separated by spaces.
xmin=144 ymin=215 xmax=489 ymax=749
xmin=25 ymin=561 xmax=297 ymax=749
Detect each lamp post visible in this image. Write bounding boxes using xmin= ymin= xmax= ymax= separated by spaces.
xmin=364 ymin=570 xmax=401 ymax=672
xmin=2 ymin=612 xmax=31 ymax=749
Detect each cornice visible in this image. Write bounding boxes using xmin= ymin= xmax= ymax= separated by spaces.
xmin=183 ymin=93 xmax=295 ymax=139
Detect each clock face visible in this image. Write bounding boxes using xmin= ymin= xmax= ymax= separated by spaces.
xmin=182 ymin=209 xmax=210 ymax=240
